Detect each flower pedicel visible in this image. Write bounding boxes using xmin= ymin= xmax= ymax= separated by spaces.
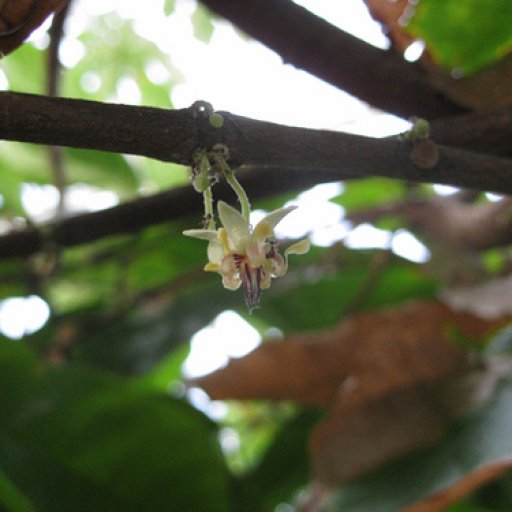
xmin=184 ymin=109 xmax=309 ymax=311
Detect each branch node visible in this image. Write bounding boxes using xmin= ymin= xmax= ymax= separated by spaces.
xmin=403 ymin=117 xmax=440 ymax=169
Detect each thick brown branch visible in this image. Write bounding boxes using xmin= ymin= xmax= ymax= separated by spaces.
xmin=0 ymin=91 xmax=511 ymax=193
xmin=199 ymin=0 xmax=464 ymax=119
xmin=1 ymin=92 xmax=512 ymax=260
xmin=430 ymin=106 xmax=512 ymax=158
xmin=0 ymin=92 xmax=198 ymax=164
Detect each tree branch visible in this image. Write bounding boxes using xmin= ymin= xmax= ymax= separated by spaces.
xmin=1 ymin=91 xmax=512 ymax=260
xmin=0 ymin=91 xmax=511 ymax=189
xmin=199 ymin=0 xmax=465 ymax=119
xmin=0 ymin=92 xmax=198 ymax=164
xmin=47 ymin=0 xmax=72 ymax=216
xmin=430 ymin=105 xmax=512 ymax=158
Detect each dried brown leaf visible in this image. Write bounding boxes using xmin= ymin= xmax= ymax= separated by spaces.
xmin=191 ymin=301 xmax=500 ymax=407
xmin=364 ymin=0 xmax=413 ymax=53
xmin=0 ymin=0 xmax=68 ymax=56
xmin=350 ymin=196 xmax=512 ymax=254
xmin=310 ymin=383 xmax=450 ymax=485
xmin=192 ymin=300 xmax=507 ymax=486
xmin=311 ymin=356 xmax=512 ymax=486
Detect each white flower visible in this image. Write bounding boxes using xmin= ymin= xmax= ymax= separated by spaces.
xmin=184 ymin=201 xmax=310 ymax=311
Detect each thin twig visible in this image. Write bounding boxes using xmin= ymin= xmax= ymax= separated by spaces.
xmin=47 ymin=1 xmax=72 ymax=218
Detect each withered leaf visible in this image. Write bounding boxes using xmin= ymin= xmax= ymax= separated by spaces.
xmin=313 ymin=354 xmax=512 ymax=512
xmin=310 ymin=384 xmax=449 ymax=485
xmin=364 ymin=0 xmax=413 ymax=53
xmin=0 ymin=0 xmax=68 ymax=56
xmin=191 ymin=300 xmax=506 ymax=489
xmin=191 ymin=301 xmax=499 ymax=407
xmin=310 ymin=354 xmax=512 ymax=487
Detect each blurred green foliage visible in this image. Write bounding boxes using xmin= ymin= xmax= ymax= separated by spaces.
xmin=0 ymin=340 xmax=230 ymax=512
xmin=407 ymin=0 xmax=512 ymax=74
xmin=0 ymin=2 xmax=511 ymax=511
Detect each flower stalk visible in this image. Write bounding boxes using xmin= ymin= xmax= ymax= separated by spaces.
xmin=202 ymin=185 xmax=215 ymax=230
xmin=210 ymin=144 xmax=251 ymax=223
xmin=185 ymin=137 xmax=310 ymax=311
xmin=225 ymin=168 xmax=250 ymax=223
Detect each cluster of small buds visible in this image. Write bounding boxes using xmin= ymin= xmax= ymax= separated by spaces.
xmin=404 ymin=117 xmax=439 ymax=169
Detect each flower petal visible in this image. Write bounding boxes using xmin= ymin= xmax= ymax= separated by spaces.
xmin=183 ymin=229 xmax=218 ymax=241
xmin=284 ymin=238 xmax=310 ymax=256
xmin=222 ymin=273 xmax=241 ymax=291
xmin=207 ymin=240 xmax=224 ymax=265
xmin=260 ymin=267 xmax=272 ymax=289
xmin=217 ymin=201 xmax=251 ymax=251
xmin=270 ymin=253 xmax=286 ymax=277
xmin=253 ymin=221 xmax=273 ymax=242
xmin=220 ymin=254 xmax=238 ymax=275
xmin=273 ymin=239 xmax=310 ymax=278
xmin=258 ymin=205 xmax=297 ymax=230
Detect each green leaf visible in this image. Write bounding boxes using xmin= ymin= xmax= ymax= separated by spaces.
xmin=163 ymin=0 xmax=175 ymax=16
xmin=31 ymin=224 xmax=236 ymax=374
xmin=64 ymin=148 xmax=138 ymax=198
xmin=56 ymin=11 xmax=184 ymax=119
xmin=138 ymin=160 xmax=189 ymax=191
xmin=66 ymin=280 xmax=228 ymax=374
xmin=0 ymin=143 xmax=138 ymax=217
xmin=447 ymin=469 xmax=512 ymax=510
xmin=45 ymin=222 xmax=208 ymax=316
xmin=406 ymin=0 xmax=512 ymax=74
xmin=0 ymin=142 xmax=50 ymax=215
xmin=330 ymin=178 xmax=405 ymax=213
xmin=191 ymin=4 xmax=216 ymax=44
xmin=0 ymin=341 xmax=231 ymax=512
xmin=0 ymin=434 xmax=139 ymax=512
xmin=137 ymin=343 xmax=190 ymax=392
xmin=0 ymin=468 xmax=35 ymax=512
xmin=258 ymin=250 xmax=435 ymax=331
xmin=0 ymin=44 xmax=45 ymax=94
xmin=446 ymin=502 xmax=500 ymax=512
xmin=243 ymin=410 xmax=320 ymax=511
